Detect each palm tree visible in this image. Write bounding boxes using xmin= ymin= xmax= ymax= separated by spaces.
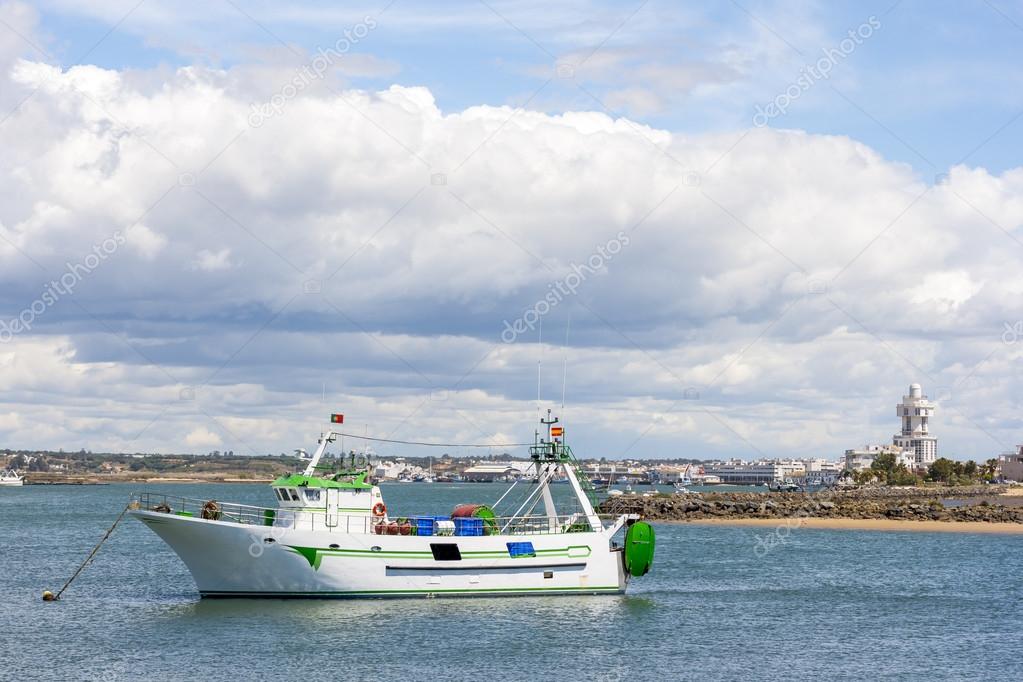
xmin=982 ymin=458 xmax=1000 ymax=480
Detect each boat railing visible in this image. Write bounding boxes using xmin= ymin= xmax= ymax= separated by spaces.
xmin=129 ymin=492 xmax=619 ymax=536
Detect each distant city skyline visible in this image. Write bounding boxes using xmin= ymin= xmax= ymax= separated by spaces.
xmin=0 ymin=1 xmax=1021 ymax=461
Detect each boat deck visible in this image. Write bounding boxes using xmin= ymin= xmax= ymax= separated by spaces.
xmin=130 ymin=492 xmax=619 ymax=536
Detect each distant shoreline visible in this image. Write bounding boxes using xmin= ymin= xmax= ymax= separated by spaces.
xmin=679 ymin=517 xmax=1023 ymax=534
xmin=25 ymin=477 xmax=275 ymax=485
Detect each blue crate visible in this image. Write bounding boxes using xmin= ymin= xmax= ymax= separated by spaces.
xmin=453 ymin=517 xmax=483 ymax=536
xmin=413 ymin=516 xmax=435 ymax=537
xmin=506 ymin=541 xmax=536 ymax=558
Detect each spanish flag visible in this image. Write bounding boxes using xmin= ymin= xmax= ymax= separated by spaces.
xmin=330 ymin=413 xmax=344 ymax=424
xmin=551 ymin=426 xmax=563 ymax=437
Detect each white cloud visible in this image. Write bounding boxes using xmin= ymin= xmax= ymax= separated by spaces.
xmin=126 ymin=224 xmax=167 ymax=260
xmin=0 ymin=11 xmax=1021 ymax=461
xmin=184 ymin=426 xmax=222 ymax=448
xmin=191 ymin=248 xmax=234 ymax=272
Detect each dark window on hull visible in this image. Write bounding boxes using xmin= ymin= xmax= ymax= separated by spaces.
xmin=430 ymin=543 xmax=461 ymax=561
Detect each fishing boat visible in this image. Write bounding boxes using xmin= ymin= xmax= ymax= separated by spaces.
xmin=0 ymin=469 xmax=24 ymax=486
xmin=129 ymin=411 xmax=655 ymax=599
xmin=676 ymin=464 xmax=694 ymax=489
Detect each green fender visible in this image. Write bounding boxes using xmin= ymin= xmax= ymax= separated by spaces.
xmin=624 ymin=521 xmax=655 ymax=577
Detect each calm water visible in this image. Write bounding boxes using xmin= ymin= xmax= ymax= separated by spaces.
xmin=3 ymin=483 xmax=1022 ymax=681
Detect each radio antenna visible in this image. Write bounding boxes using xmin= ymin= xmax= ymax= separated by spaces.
xmin=561 ymin=314 xmax=570 ymax=412
xmin=536 ymin=316 xmax=542 ymax=424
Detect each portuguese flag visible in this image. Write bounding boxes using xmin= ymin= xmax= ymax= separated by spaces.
xmin=330 ymin=413 xmax=344 ymax=424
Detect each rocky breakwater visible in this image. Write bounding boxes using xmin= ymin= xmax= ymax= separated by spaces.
xmin=598 ymin=486 xmax=1023 ymax=524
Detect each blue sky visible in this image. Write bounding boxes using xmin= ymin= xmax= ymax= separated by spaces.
xmin=0 ymin=1 xmax=1021 ymax=461
xmin=32 ymin=1 xmax=1023 ymax=176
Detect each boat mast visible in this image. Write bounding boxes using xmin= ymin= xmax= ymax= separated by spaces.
xmin=533 ymin=409 xmax=603 ymax=530
xmin=539 ymin=410 xmax=559 ymax=523
xmin=303 ymin=429 xmax=338 ymax=476
xmin=554 ymin=425 xmax=602 ymax=530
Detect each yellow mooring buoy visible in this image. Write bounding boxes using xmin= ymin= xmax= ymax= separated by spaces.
xmin=42 ymin=591 xmax=56 ymax=602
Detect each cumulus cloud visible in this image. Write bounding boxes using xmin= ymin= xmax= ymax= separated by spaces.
xmin=0 ymin=5 xmax=1021 ymax=460
xmin=191 ymin=248 xmax=234 ymax=272
xmin=184 ymin=426 xmax=222 ymax=448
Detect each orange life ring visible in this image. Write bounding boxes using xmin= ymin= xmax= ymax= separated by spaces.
xmin=372 ymin=502 xmax=386 ymax=517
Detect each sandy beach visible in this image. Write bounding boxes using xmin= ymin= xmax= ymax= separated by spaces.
xmin=683 ymin=517 xmax=1023 ymax=534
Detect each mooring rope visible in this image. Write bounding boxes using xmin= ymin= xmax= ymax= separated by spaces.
xmin=44 ymin=502 xmax=132 ymax=602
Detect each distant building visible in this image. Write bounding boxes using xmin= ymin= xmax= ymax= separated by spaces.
xmin=703 ymin=459 xmax=806 ymax=484
xmin=802 ymin=458 xmax=844 ymax=474
xmin=998 ymin=446 xmax=1023 ymax=482
xmin=462 ymin=463 xmax=528 ymax=482
xmin=844 ymin=444 xmax=915 ymax=472
xmin=373 ymin=461 xmax=408 ymax=479
xmin=581 ymin=463 xmax=649 ymax=482
xmin=893 ymin=383 xmax=938 ymax=467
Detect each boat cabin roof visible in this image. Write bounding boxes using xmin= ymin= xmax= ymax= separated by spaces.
xmin=271 ymin=471 xmax=374 ymax=491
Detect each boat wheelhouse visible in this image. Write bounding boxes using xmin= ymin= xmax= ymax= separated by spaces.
xmin=130 ymin=412 xmax=655 ymax=598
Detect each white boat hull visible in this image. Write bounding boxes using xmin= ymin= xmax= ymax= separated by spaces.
xmin=133 ymin=510 xmax=629 ymax=598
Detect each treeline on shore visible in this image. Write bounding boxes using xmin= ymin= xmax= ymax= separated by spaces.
xmin=2 ymin=450 xmax=303 ymax=479
xmin=849 ymin=453 xmax=1001 ymax=486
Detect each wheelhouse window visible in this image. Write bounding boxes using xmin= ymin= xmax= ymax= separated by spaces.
xmin=290 ymin=489 xmax=300 ymax=502
xmin=303 ymin=489 xmax=322 ymax=502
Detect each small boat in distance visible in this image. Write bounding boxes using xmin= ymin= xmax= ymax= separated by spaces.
xmin=417 ymin=456 xmax=436 ymax=483
xmin=0 ymin=469 xmax=24 ymax=486
xmin=767 ymin=478 xmax=802 ymax=493
xmin=677 ymin=465 xmax=693 ymax=488
xmin=129 ymin=411 xmax=656 ymax=598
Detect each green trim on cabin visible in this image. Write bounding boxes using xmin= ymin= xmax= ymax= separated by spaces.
xmin=286 ymin=544 xmax=592 ymax=571
xmin=271 ymin=472 xmax=374 ymax=490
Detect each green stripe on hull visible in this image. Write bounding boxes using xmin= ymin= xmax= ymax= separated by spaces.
xmin=286 ymin=544 xmax=593 ymax=570
xmin=200 ymin=585 xmax=622 ymax=598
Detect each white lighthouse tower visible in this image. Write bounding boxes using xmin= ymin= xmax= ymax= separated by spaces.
xmin=893 ymin=383 xmax=937 ymax=467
